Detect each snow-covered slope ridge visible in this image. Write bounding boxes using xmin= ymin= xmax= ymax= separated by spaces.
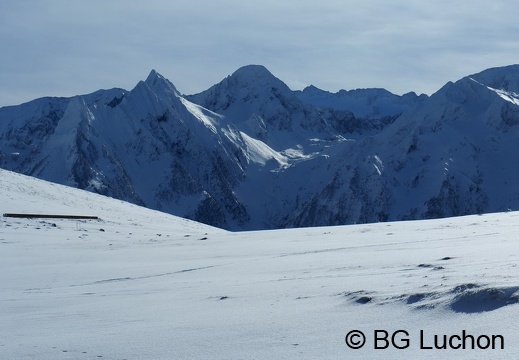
xmin=279 ymin=64 xmax=519 ymax=227
xmin=0 ymin=167 xmax=221 ymax=235
xmin=2 ymin=64 xmax=519 ymax=230
xmin=186 ymin=65 xmax=391 ymax=150
xmin=2 ymin=168 xmax=519 ymax=359
xmin=295 ymin=85 xmax=428 ymax=118
xmin=0 ymin=69 xmax=291 ymax=230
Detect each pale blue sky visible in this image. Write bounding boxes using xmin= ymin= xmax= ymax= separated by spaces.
xmin=1 ymin=0 xmax=519 ymax=107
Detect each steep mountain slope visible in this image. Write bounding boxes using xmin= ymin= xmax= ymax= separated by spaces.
xmin=186 ymin=65 xmax=391 ymax=151
xmin=386 ymin=68 xmax=519 ymax=218
xmin=0 ymin=71 xmax=280 ymax=229
xmin=185 ymin=65 xmax=402 ymax=229
xmin=1 ymin=64 xmax=519 ymax=230
xmin=282 ymin=65 xmax=519 ymax=227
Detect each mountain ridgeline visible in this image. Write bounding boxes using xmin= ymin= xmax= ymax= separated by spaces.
xmin=1 ymin=64 xmax=519 ymax=230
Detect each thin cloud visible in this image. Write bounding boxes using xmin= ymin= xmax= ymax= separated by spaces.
xmin=1 ymin=0 xmax=519 ymax=106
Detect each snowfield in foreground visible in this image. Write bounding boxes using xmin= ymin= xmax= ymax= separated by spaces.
xmin=1 ymin=168 xmax=519 ymax=359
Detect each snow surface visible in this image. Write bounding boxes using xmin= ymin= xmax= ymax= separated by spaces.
xmin=2 ymin=169 xmax=519 ymax=359
xmin=470 ymin=77 xmax=519 ymax=106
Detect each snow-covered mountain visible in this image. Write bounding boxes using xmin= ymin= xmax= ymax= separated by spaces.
xmin=186 ymin=65 xmax=391 ymax=149
xmin=3 ymin=168 xmax=519 ymax=359
xmin=1 ymin=64 xmax=519 ymax=230
xmin=295 ymin=85 xmax=427 ymax=119
xmin=0 ymin=71 xmax=253 ymax=229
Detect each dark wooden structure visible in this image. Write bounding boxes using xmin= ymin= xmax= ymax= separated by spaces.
xmin=3 ymin=213 xmax=98 ymax=220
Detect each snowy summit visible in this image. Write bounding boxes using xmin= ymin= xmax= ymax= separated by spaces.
xmin=1 ymin=64 xmax=519 ymax=231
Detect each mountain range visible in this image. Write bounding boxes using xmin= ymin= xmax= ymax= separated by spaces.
xmin=1 ymin=64 xmax=519 ymax=230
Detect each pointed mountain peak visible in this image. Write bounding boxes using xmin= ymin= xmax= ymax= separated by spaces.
xmin=305 ymin=84 xmax=323 ymax=91
xmin=144 ymin=69 xmax=179 ymax=95
xmin=145 ymin=69 xmax=161 ymax=83
xmin=301 ymin=85 xmax=328 ymax=95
